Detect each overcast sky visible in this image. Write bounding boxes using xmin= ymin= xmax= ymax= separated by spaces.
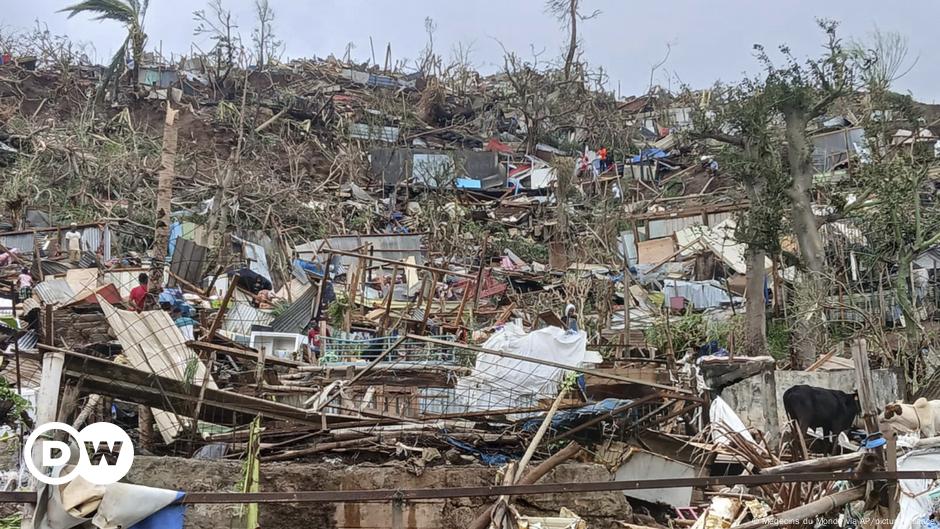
xmin=5 ymin=0 xmax=940 ymax=102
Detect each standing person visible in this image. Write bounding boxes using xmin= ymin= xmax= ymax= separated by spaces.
xmin=307 ymin=322 xmax=328 ymax=363
xmin=129 ymin=273 xmax=149 ymax=311
xmin=598 ymin=146 xmax=609 ymax=173
xmin=65 ymin=223 xmax=83 ymax=263
xmin=18 ymin=268 xmax=32 ymax=302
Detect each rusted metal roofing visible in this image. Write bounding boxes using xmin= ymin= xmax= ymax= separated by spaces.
xmin=269 ymin=285 xmax=316 ymax=334
xmin=33 ymin=279 xmax=76 ymax=306
xmin=168 ymin=237 xmax=208 ymax=288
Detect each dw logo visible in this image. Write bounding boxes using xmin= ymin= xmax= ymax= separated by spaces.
xmin=24 ymin=422 xmax=135 ymax=485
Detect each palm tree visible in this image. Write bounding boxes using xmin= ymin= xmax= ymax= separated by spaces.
xmin=60 ymin=0 xmax=148 ymax=98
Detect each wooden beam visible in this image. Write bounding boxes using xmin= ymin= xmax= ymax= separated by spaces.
xmin=314 ymin=336 xmax=407 ymax=412
xmin=323 ymin=249 xmax=475 ymax=279
xmin=206 ymin=273 xmax=238 ymax=340
xmin=188 ymin=341 xmax=306 ymax=368
xmin=733 ymin=487 xmax=864 ymax=529
xmin=59 ymin=349 xmax=351 ymax=427
xmin=758 ymin=452 xmax=864 ymax=476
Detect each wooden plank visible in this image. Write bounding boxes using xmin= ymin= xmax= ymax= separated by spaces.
xmin=636 ymin=237 xmax=677 ymax=265
xmin=60 ymin=350 xmax=350 ymax=427
xmin=320 ymin=248 xmax=475 ymax=279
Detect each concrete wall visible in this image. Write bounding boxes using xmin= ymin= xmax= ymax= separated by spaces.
xmin=773 ymin=368 xmax=903 ymax=429
xmin=720 ymin=368 xmax=779 ymax=443
xmin=127 ymin=456 xmax=632 ymax=529
xmin=721 ymin=368 xmax=904 ymax=446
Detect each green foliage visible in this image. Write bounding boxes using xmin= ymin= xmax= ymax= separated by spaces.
xmin=0 ymin=514 xmax=22 ymax=529
xmin=326 ymin=293 xmax=350 ymax=329
xmin=0 ymin=379 xmax=31 ymax=428
xmin=766 ymin=319 xmax=791 ymax=360
xmin=644 ymin=311 xmax=732 ymax=357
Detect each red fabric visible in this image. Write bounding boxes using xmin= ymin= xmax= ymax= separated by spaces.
xmin=485 ymin=138 xmax=514 ymax=154
xmin=307 ymin=327 xmax=329 ymax=347
xmin=130 ymin=285 xmax=148 ymax=311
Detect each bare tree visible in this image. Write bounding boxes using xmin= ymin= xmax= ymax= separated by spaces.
xmin=252 ymin=0 xmax=281 ymax=69
xmin=193 ymin=0 xmax=241 ymax=90
xmin=545 ymin=0 xmax=599 ymax=81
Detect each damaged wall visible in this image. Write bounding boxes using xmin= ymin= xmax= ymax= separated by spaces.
xmin=52 ymin=308 xmax=112 ymax=347
xmin=721 ymin=367 xmax=904 ymax=446
xmin=127 ymin=457 xmax=632 ymax=529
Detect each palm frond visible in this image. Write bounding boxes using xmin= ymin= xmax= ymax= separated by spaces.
xmin=59 ymin=0 xmax=137 ymax=24
xmin=96 ymin=36 xmax=129 ymax=101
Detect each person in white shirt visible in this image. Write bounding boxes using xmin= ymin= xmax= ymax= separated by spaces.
xmin=65 ymin=223 xmax=83 ymax=263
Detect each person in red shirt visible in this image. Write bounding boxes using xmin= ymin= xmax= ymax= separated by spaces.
xmin=306 ymin=321 xmax=329 ymax=362
xmin=129 ymin=273 xmax=149 ymax=311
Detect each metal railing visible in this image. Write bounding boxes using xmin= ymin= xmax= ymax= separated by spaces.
xmin=319 ymin=335 xmax=460 ymax=365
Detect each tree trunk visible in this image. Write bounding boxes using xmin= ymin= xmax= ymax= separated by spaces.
xmin=744 ymin=247 xmax=767 ymax=355
xmin=150 ymin=103 xmax=179 ymax=290
xmin=131 ymin=29 xmax=144 ymax=86
xmin=563 ymin=0 xmax=578 ymax=81
xmin=784 ymin=108 xmax=824 ymax=368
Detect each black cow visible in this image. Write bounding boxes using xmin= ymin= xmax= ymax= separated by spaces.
xmin=782 ymin=385 xmax=859 ymax=454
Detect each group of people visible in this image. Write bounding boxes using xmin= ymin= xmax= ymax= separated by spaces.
xmin=129 ymin=273 xmax=198 ymax=339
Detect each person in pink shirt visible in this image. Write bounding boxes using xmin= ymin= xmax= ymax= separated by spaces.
xmin=18 ymin=268 xmax=33 ymax=302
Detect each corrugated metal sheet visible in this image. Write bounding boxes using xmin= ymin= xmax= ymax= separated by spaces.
xmin=348 ymin=123 xmax=399 ymax=143
xmin=648 ymin=216 xmax=702 ymax=239
xmin=0 ymin=234 xmax=35 ymax=252
xmin=101 ymin=270 xmax=145 ymax=298
xmin=59 ymin=225 xmax=112 ymax=261
xmin=168 ymin=238 xmax=208 ymax=288
xmin=269 ymin=286 xmax=316 ymax=334
xmin=295 ymin=234 xmax=426 ymax=268
xmin=618 ymin=231 xmax=638 ymax=266
xmin=100 ymin=299 xmax=215 ymax=442
xmin=223 ymin=302 xmax=275 ymax=336
xmin=0 ymin=354 xmax=41 ymax=388
xmin=34 ymin=279 xmax=76 ymax=306
xmin=40 ymin=260 xmax=71 ymax=276
xmin=78 ymin=251 xmax=97 ymax=268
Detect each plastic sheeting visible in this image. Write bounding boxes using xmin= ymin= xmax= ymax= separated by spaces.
xmin=894 ymin=449 xmax=940 ymax=529
xmin=710 ymin=396 xmax=756 ymax=446
xmin=454 ymin=323 xmax=590 ymax=412
xmin=663 ymin=279 xmax=739 ymax=309
xmin=36 ymin=472 xmax=182 ymax=529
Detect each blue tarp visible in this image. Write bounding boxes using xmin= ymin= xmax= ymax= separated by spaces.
xmin=521 ymin=398 xmax=637 ymax=433
xmin=293 ymin=258 xmax=324 ymax=278
xmin=455 ymin=178 xmax=482 ymax=189
xmin=167 ymin=221 xmax=183 ymax=258
xmin=129 ymin=491 xmax=186 ymax=529
xmin=629 ymin=148 xmax=668 ymax=164
xmin=443 ymin=436 xmax=512 ymax=466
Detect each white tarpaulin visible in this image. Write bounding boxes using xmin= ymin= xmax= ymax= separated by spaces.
xmin=454 ymin=323 xmax=590 ymax=412
xmin=893 ymin=449 xmax=940 ymax=529
xmin=663 ymin=279 xmax=739 ymax=309
xmin=37 ymin=472 xmax=181 ymax=529
xmin=710 ymin=396 xmax=756 ymax=446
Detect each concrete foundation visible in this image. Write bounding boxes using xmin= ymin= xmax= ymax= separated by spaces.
xmin=126 ymin=456 xmax=633 ymax=529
